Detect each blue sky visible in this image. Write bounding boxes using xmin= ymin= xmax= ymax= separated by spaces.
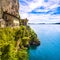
xmin=19 ymin=0 xmax=60 ymax=23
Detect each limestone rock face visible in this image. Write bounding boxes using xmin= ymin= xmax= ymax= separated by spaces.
xmin=0 ymin=0 xmax=19 ymax=17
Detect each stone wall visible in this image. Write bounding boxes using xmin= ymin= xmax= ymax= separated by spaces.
xmin=3 ymin=12 xmax=19 ymax=27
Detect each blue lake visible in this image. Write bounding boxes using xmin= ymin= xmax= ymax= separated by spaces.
xmin=29 ymin=24 xmax=60 ymax=60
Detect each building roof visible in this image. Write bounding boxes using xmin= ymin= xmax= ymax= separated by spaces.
xmin=21 ymin=18 xmax=28 ymax=21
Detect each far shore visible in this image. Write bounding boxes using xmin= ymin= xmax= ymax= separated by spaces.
xmin=28 ymin=23 xmax=60 ymax=25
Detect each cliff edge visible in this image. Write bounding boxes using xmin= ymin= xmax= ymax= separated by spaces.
xmin=0 ymin=0 xmax=19 ymax=17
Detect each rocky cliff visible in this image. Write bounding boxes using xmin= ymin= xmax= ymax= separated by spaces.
xmin=0 ymin=0 xmax=19 ymax=17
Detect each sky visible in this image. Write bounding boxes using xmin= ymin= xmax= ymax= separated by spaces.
xmin=19 ymin=0 xmax=60 ymax=23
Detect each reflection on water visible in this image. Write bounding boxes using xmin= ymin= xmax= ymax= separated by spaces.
xmin=29 ymin=24 xmax=60 ymax=60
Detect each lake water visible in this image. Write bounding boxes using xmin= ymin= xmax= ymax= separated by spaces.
xmin=29 ymin=24 xmax=60 ymax=60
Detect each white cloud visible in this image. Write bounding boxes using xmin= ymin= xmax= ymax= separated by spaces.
xmin=20 ymin=0 xmax=60 ymax=12
xmin=20 ymin=0 xmax=43 ymax=13
xmin=27 ymin=14 xmax=60 ymax=23
xmin=19 ymin=0 xmax=60 ymax=23
xmin=29 ymin=0 xmax=43 ymax=11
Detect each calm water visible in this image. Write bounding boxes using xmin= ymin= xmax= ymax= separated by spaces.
xmin=29 ymin=24 xmax=60 ymax=60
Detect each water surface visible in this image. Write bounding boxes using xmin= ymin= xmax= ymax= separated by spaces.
xmin=29 ymin=24 xmax=60 ymax=60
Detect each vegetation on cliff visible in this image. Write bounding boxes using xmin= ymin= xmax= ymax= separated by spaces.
xmin=0 ymin=0 xmax=40 ymax=60
xmin=0 ymin=26 xmax=40 ymax=60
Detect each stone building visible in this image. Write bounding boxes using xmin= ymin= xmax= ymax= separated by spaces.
xmin=20 ymin=18 xmax=28 ymax=26
xmin=3 ymin=12 xmax=20 ymax=27
xmin=0 ymin=19 xmax=5 ymax=28
xmin=0 ymin=7 xmax=5 ymax=28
